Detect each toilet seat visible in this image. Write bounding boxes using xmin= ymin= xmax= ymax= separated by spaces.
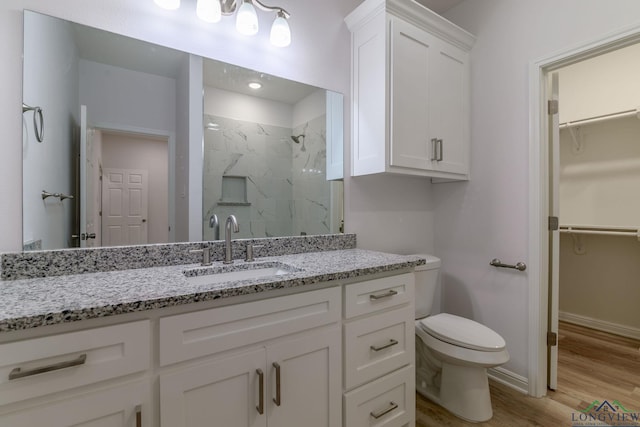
xmin=419 ymin=313 xmax=506 ymax=352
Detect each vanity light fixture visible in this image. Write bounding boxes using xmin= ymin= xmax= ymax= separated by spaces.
xmin=196 ymin=0 xmax=222 ymax=23
xmin=154 ymin=0 xmax=291 ymax=47
xmin=154 ymin=0 xmax=180 ymax=10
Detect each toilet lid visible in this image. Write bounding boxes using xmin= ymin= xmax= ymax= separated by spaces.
xmin=419 ymin=313 xmax=506 ymax=352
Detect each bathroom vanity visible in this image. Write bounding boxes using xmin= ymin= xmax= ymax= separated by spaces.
xmin=0 ymin=237 xmax=422 ymax=427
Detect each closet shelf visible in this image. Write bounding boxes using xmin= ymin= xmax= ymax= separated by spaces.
xmin=559 ymin=224 xmax=640 ymax=241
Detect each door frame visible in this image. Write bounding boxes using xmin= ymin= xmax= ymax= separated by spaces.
xmin=527 ymin=24 xmax=640 ymax=397
xmin=93 ymin=122 xmax=175 ymax=243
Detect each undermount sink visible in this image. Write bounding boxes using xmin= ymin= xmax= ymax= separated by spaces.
xmin=183 ymin=262 xmax=301 ymax=286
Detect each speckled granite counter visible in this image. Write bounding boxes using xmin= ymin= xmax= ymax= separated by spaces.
xmin=0 ymin=249 xmax=425 ymax=332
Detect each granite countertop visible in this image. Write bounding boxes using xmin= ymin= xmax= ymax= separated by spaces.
xmin=0 ymin=249 xmax=425 ymax=333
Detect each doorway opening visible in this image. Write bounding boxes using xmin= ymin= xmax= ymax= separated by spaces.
xmin=87 ymin=129 xmax=170 ymax=247
xmin=530 ymin=26 xmax=640 ymax=398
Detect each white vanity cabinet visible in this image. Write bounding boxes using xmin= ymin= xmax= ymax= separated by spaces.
xmin=342 ymin=273 xmax=416 ymax=427
xmin=0 ymin=269 xmax=418 ymax=426
xmin=346 ymin=0 xmax=474 ymax=181
xmin=0 ymin=321 xmax=151 ymax=426
xmin=158 ymin=287 xmax=342 ymax=427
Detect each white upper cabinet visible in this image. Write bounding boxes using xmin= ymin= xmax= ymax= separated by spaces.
xmin=346 ymin=0 xmax=475 ymax=181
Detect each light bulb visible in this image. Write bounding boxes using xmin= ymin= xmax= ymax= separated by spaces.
xmin=270 ymin=13 xmax=291 ymax=47
xmin=197 ymin=0 xmax=222 ymax=23
xmin=236 ymin=0 xmax=259 ymax=36
xmin=154 ymin=0 xmax=180 ymax=10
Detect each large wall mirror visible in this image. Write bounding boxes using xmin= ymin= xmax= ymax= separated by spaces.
xmin=22 ymin=11 xmax=343 ymax=251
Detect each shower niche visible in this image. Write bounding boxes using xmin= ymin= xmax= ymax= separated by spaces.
xmin=219 ymin=176 xmax=249 ymax=206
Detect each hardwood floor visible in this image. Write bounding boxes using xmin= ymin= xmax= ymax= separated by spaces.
xmin=416 ymin=321 xmax=640 ymax=426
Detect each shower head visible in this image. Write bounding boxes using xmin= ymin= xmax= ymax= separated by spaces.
xmin=291 ymin=134 xmax=305 ymax=144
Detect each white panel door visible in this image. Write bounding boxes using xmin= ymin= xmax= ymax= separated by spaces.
xmin=389 ymin=17 xmax=435 ymax=171
xmin=548 ymin=72 xmax=560 ymax=390
xmin=160 ymin=349 xmax=266 ymax=427
xmin=266 ymin=326 xmax=341 ymax=427
xmin=102 ymin=168 xmax=148 ymax=246
xmin=0 ymin=381 xmax=148 ymax=427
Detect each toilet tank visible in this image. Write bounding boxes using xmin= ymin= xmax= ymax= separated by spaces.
xmin=413 ymin=255 xmax=441 ymax=319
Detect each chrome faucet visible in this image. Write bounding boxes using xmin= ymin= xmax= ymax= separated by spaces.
xmin=209 ymin=214 xmax=219 ymax=240
xmin=224 ymin=215 xmax=239 ymax=264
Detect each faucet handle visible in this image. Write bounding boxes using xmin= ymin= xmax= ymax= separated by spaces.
xmin=190 ymin=245 xmax=213 ymax=266
xmin=245 ymin=244 xmax=264 ymax=262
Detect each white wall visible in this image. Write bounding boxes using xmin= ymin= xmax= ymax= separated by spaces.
xmin=439 ymin=0 xmax=640 ymax=380
xmin=558 ymin=42 xmax=640 ymax=124
xmin=79 ymin=59 xmax=176 ymax=132
xmin=204 ymin=86 xmax=293 ymax=128
xmin=22 ymin=11 xmax=79 ymax=250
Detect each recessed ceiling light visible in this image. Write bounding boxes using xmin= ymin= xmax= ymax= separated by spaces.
xmin=248 ymin=82 xmax=262 ymax=89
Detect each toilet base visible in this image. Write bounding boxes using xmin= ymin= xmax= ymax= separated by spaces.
xmin=416 ymin=338 xmax=495 ymax=423
xmin=439 ymin=362 xmax=493 ymax=423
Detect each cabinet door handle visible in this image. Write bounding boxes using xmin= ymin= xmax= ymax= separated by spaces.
xmin=370 ymin=339 xmax=399 ymax=352
xmin=272 ymin=362 xmax=281 ymax=406
xmin=135 ymin=405 xmax=142 ymax=427
xmin=431 ymin=138 xmax=438 ymax=161
xmin=256 ymin=369 xmax=265 ymax=415
xmin=438 ymin=138 xmax=444 ymax=161
xmin=369 ymin=290 xmax=398 ymax=300
xmin=8 ymin=353 xmax=87 ymax=380
xmin=370 ymin=401 xmax=399 ymax=419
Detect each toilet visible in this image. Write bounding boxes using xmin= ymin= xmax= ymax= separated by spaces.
xmin=413 ymin=255 xmax=509 ymax=422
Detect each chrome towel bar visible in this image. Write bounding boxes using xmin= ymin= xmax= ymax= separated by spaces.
xmin=23 ymin=102 xmax=44 ymax=142
xmin=490 ymin=258 xmax=527 ymax=271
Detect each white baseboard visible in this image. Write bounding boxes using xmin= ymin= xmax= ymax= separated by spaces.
xmin=559 ymin=311 xmax=640 ymax=340
xmin=488 ymin=367 xmax=528 ymax=394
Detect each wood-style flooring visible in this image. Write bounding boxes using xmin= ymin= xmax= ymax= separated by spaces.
xmin=416 ymin=321 xmax=640 ymax=426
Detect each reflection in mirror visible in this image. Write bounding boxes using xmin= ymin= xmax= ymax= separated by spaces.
xmin=22 ymin=11 xmax=344 ymax=252
xmin=202 ymin=59 xmax=344 ymax=239
xmin=23 ymin=11 xmax=186 ymax=251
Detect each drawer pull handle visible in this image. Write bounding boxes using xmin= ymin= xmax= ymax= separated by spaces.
xmin=273 ymin=362 xmax=281 ymax=406
xmin=369 ymin=290 xmax=398 ymax=300
xmin=370 ymin=339 xmax=399 ymax=352
xmin=135 ymin=405 xmax=142 ymax=427
xmin=370 ymin=401 xmax=399 ymax=419
xmin=256 ymin=369 xmax=265 ymax=415
xmin=256 ymin=369 xmax=264 ymax=415
xmin=8 ymin=353 xmax=87 ymax=380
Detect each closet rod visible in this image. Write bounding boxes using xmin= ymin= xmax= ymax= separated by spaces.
xmin=559 ymin=225 xmax=640 ymax=240
xmin=559 ymin=229 xmax=638 ymax=237
xmin=559 ymin=108 xmax=640 ymax=129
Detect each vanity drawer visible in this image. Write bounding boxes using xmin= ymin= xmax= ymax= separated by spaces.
xmin=159 ymin=286 xmax=340 ymax=366
xmin=344 ymin=365 xmax=415 ymax=427
xmin=344 ymin=273 xmax=413 ymax=319
xmin=0 ymin=320 xmax=150 ymax=406
xmin=344 ymin=306 xmax=414 ymax=390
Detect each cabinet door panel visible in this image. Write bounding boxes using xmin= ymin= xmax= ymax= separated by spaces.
xmin=0 ymin=380 xmax=148 ymax=427
xmin=266 ymin=326 xmax=341 ymax=427
xmin=390 ymin=17 xmax=435 ymax=171
xmin=431 ymin=40 xmax=469 ymax=174
xmin=352 ymin=10 xmax=387 ymax=176
xmin=160 ymin=349 xmax=266 ymax=427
